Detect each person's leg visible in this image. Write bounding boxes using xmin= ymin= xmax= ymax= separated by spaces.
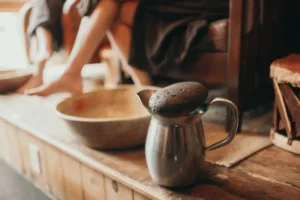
xmin=107 ymin=22 xmax=152 ymax=86
xmin=107 ymin=1 xmax=152 ymax=86
xmin=26 ymin=0 xmax=119 ymax=96
xmin=17 ymin=27 xmax=53 ymax=93
xmin=100 ymin=46 xmax=122 ymax=87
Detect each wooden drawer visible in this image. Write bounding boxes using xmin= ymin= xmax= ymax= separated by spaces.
xmin=19 ymin=130 xmax=49 ymax=192
xmin=0 ymin=119 xmax=11 ymax=163
xmin=61 ymin=154 xmax=84 ymax=200
xmin=105 ymin=177 xmax=133 ymax=200
xmin=82 ymin=165 xmax=105 ymax=200
xmin=5 ymin=123 xmax=23 ymax=173
xmin=45 ymin=145 xmax=65 ymax=200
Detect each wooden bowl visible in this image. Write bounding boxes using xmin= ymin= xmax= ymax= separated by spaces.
xmin=55 ymin=85 xmax=158 ymax=149
xmin=0 ymin=69 xmax=32 ymax=93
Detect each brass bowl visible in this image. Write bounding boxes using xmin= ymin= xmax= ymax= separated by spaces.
xmin=55 ymin=85 xmax=158 ymax=149
xmin=0 ymin=69 xmax=32 ymax=93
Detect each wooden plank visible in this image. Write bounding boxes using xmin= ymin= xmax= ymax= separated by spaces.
xmin=238 ymin=146 xmax=300 ymax=188
xmin=45 ymin=145 xmax=65 ymax=200
xmin=273 ymin=81 xmax=292 ymax=136
xmin=0 ymin=119 xmax=11 ymax=163
xmin=134 ymin=192 xmax=151 ymax=200
xmin=105 ymin=177 xmax=133 ymax=200
xmin=208 ymin=159 xmax=300 ymax=200
xmin=61 ymin=154 xmax=84 ymax=200
xmin=82 ymin=165 xmax=105 ymax=200
xmin=18 ymin=129 xmax=49 ymax=192
xmin=227 ymin=0 xmax=243 ymax=104
xmin=279 ymin=84 xmax=300 ymax=139
xmin=6 ymin=123 xmax=23 ymax=173
xmin=1 ymin=94 xmax=300 ymax=200
xmin=18 ymin=129 xmax=31 ymax=179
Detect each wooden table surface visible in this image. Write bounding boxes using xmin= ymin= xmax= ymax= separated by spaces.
xmin=0 ymin=94 xmax=299 ymax=200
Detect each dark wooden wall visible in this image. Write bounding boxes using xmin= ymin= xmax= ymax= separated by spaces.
xmin=281 ymin=0 xmax=300 ymax=54
xmin=252 ymin=0 xmax=300 ymax=108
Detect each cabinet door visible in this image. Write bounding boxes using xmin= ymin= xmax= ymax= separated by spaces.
xmin=0 ymin=119 xmax=11 ymax=163
xmin=6 ymin=123 xmax=23 ymax=173
xmin=19 ymin=131 xmax=49 ymax=192
xmin=45 ymin=145 xmax=65 ymax=200
xmin=61 ymin=154 xmax=84 ymax=200
xmin=82 ymin=165 xmax=105 ymax=200
xmin=105 ymin=177 xmax=133 ymax=200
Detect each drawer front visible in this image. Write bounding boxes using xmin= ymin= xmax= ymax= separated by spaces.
xmin=19 ymin=130 xmax=49 ymax=192
xmin=61 ymin=154 xmax=84 ymax=200
xmin=105 ymin=177 xmax=133 ymax=200
xmin=6 ymin=123 xmax=23 ymax=173
xmin=45 ymin=145 xmax=65 ymax=200
xmin=82 ymin=165 xmax=105 ymax=200
xmin=0 ymin=119 xmax=11 ymax=164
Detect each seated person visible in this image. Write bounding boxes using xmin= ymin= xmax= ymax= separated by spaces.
xmin=18 ymin=0 xmax=101 ymax=93
xmin=21 ymin=0 xmax=229 ymax=96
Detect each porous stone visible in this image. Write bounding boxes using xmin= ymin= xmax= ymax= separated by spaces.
xmin=149 ymin=82 xmax=208 ymax=117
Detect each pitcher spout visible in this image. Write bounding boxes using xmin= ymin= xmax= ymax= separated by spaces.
xmin=136 ymin=89 xmax=157 ymax=111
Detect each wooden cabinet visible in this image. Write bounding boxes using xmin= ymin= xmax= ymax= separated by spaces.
xmin=0 ymin=120 xmax=12 ymax=164
xmin=18 ymin=130 xmax=49 ymax=193
xmin=82 ymin=165 xmax=105 ymax=200
xmin=0 ymin=120 xmax=154 ymax=200
xmin=5 ymin=123 xmax=23 ymax=173
xmin=45 ymin=145 xmax=65 ymax=200
xmin=61 ymin=154 xmax=84 ymax=200
xmin=0 ymin=121 xmax=23 ymax=173
xmin=105 ymin=177 xmax=133 ymax=200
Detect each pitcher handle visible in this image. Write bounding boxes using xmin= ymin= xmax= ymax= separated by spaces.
xmin=205 ymin=98 xmax=239 ymax=151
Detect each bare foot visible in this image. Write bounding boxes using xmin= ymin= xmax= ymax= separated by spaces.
xmin=25 ymin=73 xmax=83 ymax=96
xmin=17 ymin=74 xmax=43 ymax=94
xmin=17 ymin=59 xmax=47 ymax=94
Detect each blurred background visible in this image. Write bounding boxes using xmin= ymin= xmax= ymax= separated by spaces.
xmin=0 ymin=10 xmax=27 ymax=69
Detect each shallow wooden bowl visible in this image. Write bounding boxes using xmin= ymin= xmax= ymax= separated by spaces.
xmin=0 ymin=69 xmax=32 ymax=93
xmin=55 ymin=85 xmax=157 ymax=149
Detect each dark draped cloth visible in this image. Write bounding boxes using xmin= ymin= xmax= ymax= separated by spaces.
xmin=129 ymin=0 xmax=229 ymax=75
xmin=27 ymin=0 xmax=99 ymax=50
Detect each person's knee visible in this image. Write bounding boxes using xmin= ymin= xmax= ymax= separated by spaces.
xmin=119 ymin=0 xmax=139 ymax=26
xmin=111 ymin=21 xmax=132 ymax=58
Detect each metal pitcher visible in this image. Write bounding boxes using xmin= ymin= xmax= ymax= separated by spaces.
xmin=137 ymin=89 xmax=239 ymax=188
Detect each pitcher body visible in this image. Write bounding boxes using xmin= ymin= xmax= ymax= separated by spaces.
xmin=145 ymin=117 xmax=206 ymax=187
xmin=137 ymin=88 xmax=239 ymax=188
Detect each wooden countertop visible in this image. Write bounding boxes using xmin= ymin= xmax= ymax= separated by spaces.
xmin=0 ymin=94 xmax=300 ymax=200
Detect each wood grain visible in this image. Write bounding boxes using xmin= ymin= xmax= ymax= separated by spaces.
xmin=1 ymin=94 xmax=300 ymax=199
xmin=61 ymin=154 xmax=84 ymax=200
xmin=18 ymin=129 xmax=31 ymax=179
xmin=6 ymin=123 xmax=23 ymax=173
xmin=82 ymin=165 xmax=105 ymax=200
xmin=134 ymin=192 xmax=151 ymax=200
xmin=212 ymin=165 xmax=300 ymax=200
xmin=0 ymin=119 xmax=11 ymax=164
xmin=238 ymin=146 xmax=300 ymax=188
xmin=18 ymin=130 xmax=49 ymax=192
xmin=45 ymin=145 xmax=65 ymax=200
xmin=105 ymin=177 xmax=133 ymax=200
xmin=273 ymin=80 xmax=292 ymax=135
